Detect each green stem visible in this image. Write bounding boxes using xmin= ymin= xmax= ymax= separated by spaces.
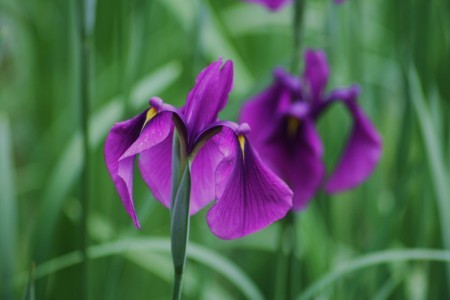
xmin=77 ymin=0 xmax=92 ymax=298
xmin=274 ymin=212 xmax=298 ymax=300
xmin=288 ymin=213 xmax=299 ymax=299
xmin=291 ymin=0 xmax=305 ymax=73
xmin=172 ymin=271 xmax=184 ymax=300
xmin=170 ymin=132 xmax=191 ymax=300
xmin=192 ymin=0 xmax=206 ymax=76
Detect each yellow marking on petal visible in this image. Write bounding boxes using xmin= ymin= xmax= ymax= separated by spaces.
xmin=238 ymin=135 xmax=246 ymax=155
xmin=143 ymin=107 xmax=158 ymax=128
xmin=287 ymin=117 xmax=299 ymax=139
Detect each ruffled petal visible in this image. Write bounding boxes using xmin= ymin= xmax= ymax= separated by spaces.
xmin=243 ymin=0 xmax=291 ymax=11
xmin=104 ymin=112 xmax=147 ymax=229
xmin=184 ymin=59 xmax=233 ymax=140
xmin=207 ymin=125 xmax=293 ymax=239
xmin=325 ymin=88 xmax=382 ymax=193
xmin=303 ymin=49 xmax=329 ymax=104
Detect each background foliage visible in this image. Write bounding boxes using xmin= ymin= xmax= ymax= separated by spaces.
xmin=0 ymin=0 xmax=449 ymax=299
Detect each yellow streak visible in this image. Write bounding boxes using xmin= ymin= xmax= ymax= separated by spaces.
xmin=287 ymin=117 xmax=299 ymax=138
xmin=238 ymin=135 xmax=246 ymax=155
xmin=143 ymin=107 xmax=158 ymax=127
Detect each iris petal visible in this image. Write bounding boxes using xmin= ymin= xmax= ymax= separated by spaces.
xmin=303 ymin=49 xmax=330 ymax=104
xmin=190 ymin=136 xmax=224 ymax=214
xmin=138 ymin=129 xmax=174 ymax=209
xmin=110 ymin=111 xmax=173 ymax=228
xmin=184 ymin=59 xmax=233 ymax=141
xmin=243 ymin=0 xmax=291 ymax=11
xmin=139 ymin=127 xmax=224 ymax=215
xmin=239 ymin=83 xmax=284 ymax=142
xmin=104 ymin=112 xmax=146 ymax=229
xmin=325 ymin=88 xmax=382 ymax=193
xmin=255 ymin=116 xmax=324 ymax=210
xmin=207 ymin=126 xmax=293 ymax=239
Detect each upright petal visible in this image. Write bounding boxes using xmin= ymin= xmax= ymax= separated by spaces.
xmin=325 ymin=89 xmax=382 ymax=193
xmin=184 ymin=59 xmax=233 ymax=140
xmin=243 ymin=0 xmax=291 ymax=11
xmin=303 ymin=49 xmax=329 ymax=104
xmin=207 ymin=125 xmax=293 ymax=239
xmin=105 ymin=112 xmax=146 ymax=228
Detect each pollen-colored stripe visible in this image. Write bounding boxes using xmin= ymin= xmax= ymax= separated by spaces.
xmin=143 ymin=107 xmax=158 ymax=128
xmin=287 ymin=117 xmax=300 ymax=138
xmin=238 ymin=135 xmax=246 ymax=154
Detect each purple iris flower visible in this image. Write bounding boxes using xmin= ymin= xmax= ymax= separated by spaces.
xmin=240 ymin=49 xmax=382 ymax=210
xmin=104 ymin=59 xmax=293 ymax=239
xmin=243 ymin=0 xmax=346 ymax=11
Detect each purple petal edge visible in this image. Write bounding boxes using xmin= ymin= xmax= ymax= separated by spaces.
xmin=207 ymin=126 xmax=293 ymax=239
xmin=325 ymin=95 xmax=382 ymax=193
xmin=243 ymin=0 xmax=292 ymax=11
xmin=104 ymin=112 xmax=146 ymax=229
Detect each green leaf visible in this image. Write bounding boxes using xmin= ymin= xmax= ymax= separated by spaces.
xmin=409 ymin=67 xmax=450 ymax=279
xmin=298 ymin=249 xmax=450 ymax=300
xmin=15 ymin=238 xmax=264 ymax=300
xmin=22 ymin=264 xmax=35 ymax=300
xmin=170 ymin=165 xmax=191 ymax=273
xmin=0 ymin=113 xmax=17 ymax=300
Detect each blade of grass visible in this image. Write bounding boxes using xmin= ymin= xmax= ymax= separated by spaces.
xmin=408 ymin=67 xmax=450 ymax=282
xmin=21 ymin=264 xmax=35 ymax=300
xmin=297 ymin=249 xmax=450 ymax=300
xmin=202 ymin=0 xmax=253 ymax=95
xmin=17 ymin=238 xmax=264 ymax=300
xmin=0 ymin=113 xmax=18 ymax=300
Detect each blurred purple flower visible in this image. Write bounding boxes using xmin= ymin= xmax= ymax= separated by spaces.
xmin=243 ymin=0 xmax=346 ymax=11
xmin=104 ymin=59 xmax=292 ymax=239
xmin=240 ymin=49 xmax=382 ymax=210
xmin=243 ymin=0 xmax=290 ymax=11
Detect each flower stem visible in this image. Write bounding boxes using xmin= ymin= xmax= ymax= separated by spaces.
xmin=291 ymin=0 xmax=305 ymax=73
xmin=77 ymin=0 xmax=93 ymax=298
xmin=170 ymin=132 xmax=191 ymax=300
xmin=274 ymin=212 xmax=299 ymax=300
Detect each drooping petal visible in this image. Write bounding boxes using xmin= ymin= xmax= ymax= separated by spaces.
xmin=104 ymin=112 xmax=147 ymax=229
xmin=190 ymin=135 xmax=224 ymax=214
xmin=107 ymin=99 xmax=175 ymax=228
xmin=138 ymin=129 xmax=174 ymax=209
xmin=207 ymin=125 xmax=293 ymax=239
xmin=243 ymin=0 xmax=291 ymax=11
xmin=303 ymin=49 xmax=329 ymax=104
xmin=325 ymin=88 xmax=382 ymax=193
xmin=184 ymin=59 xmax=233 ymax=141
xmin=252 ymin=111 xmax=325 ymax=210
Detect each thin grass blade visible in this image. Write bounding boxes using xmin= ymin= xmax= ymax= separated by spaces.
xmin=0 ymin=113 xmax=18 ymax=300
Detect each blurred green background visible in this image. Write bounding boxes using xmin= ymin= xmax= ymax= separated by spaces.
xmin=0 ymin=0 xmax=449 ymax=299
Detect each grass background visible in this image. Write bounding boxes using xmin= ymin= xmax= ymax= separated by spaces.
xmin=0 ymin=0 xmax=449 ymax=299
